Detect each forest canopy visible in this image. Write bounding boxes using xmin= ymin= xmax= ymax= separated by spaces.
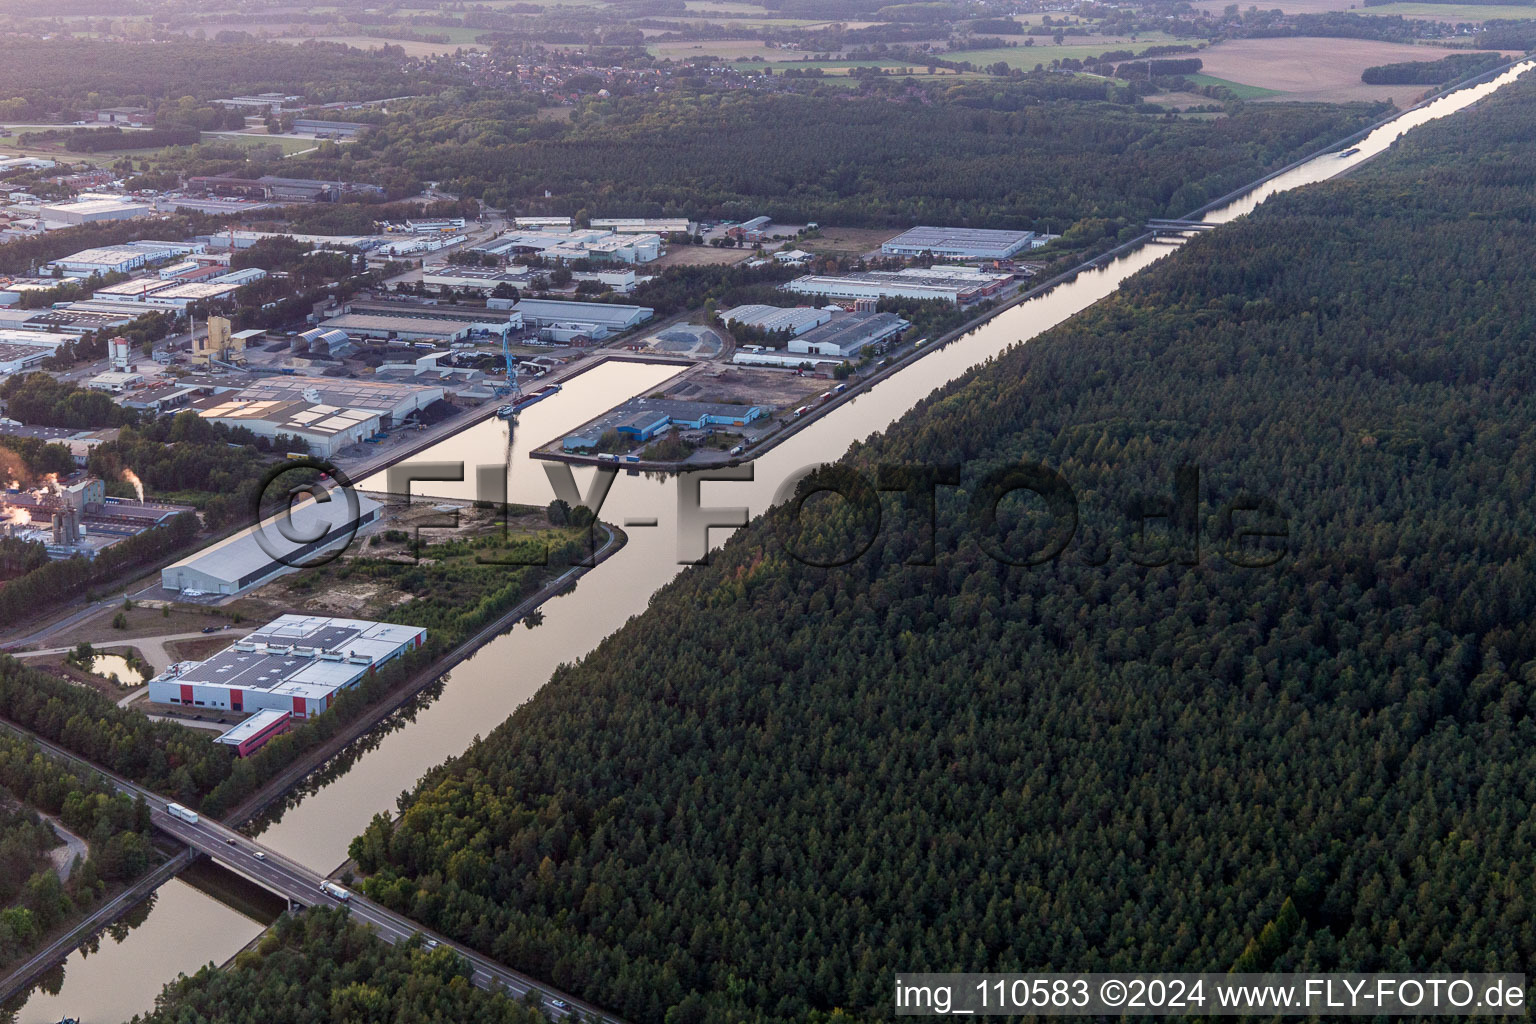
xmin=348 ymin=75 xmax=1536 ymax=1024
xmin=290 ymin=91 xmax=1377 ymax=245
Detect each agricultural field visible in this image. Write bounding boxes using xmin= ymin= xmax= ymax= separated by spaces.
xmin=1360 ymin=1 xmax=1536 ymax=18
xmin=1195 ymin=37 xmax=1519 ymax=102
xmin=287 ymin=34 xmax=488 ymax=56
xmin=649 ymin=39 xmax=825 ymax=61
xmin=1183 ymin=73 xmax=1283 ymax=99
xmin=944 ymin=34 xmax=1184 ymax=69
xmin=1189 ymin=0 xmax=1361 ymax=11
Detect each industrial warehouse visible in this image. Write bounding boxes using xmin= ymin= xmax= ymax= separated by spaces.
xmin=781 ymin=267 xmax=1014 ymax=305
xmin=321 ymin=299 xmax=524 ymax=342
xmin=473 ymin=227 xmax=662 ymax=265
xmin=161 ymin=493 xmax=383 ymax=596
xmin=188 ymin=375 xmax=446 ymax=455
xmin=719 ymin=304 xmax=832 ymax=337
xmin=728 ymin=309 xmax=910 ymax=367
xmin=880 ymin=225 xmax=1038 ymax=260
xmin=146 ymin=613 xmax=428 ymax=720
xmin=562 ymin=397 xmax=764 ymax=451
xmin=47 ymin=240 xmax=206 ymax=276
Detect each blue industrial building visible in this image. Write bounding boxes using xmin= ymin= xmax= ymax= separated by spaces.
xmin=563 ymin=399 xmax=764 ymax=451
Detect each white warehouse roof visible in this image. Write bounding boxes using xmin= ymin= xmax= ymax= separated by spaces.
xmin=162 ymin=493 xmax=382 ymax=595
xmin=152 ymin=614 xmax=426 ymax=705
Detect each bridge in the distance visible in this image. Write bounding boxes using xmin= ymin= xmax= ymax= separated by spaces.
xmin=1 ymin=723 xmax=624 ymax=1024
xmin=1148 ymin=218 xmax=1218 ymax=236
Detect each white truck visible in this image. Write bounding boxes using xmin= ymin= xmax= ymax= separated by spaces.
xmin=319 ymin=881 xmax=351 ymax=902
xmin=166 ymin=803 xmax=199 ymax=825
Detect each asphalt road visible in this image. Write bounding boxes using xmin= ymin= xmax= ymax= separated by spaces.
xmin=5 ymin=722 xmax=624 ymax=1024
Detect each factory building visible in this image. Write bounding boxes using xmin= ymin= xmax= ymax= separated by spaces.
xmin=216 ymin=93 xmax=301 ymax=113
xmin=421 ymin=267 xmax=532 ymax=293
xmin=563 ymin=398 xmax=763 ymax=450
xmin=188 ymin=175 xmax=383 ymax=203
xmin=147 ymin=614 xmax=427 ymax=720
xmin=213 ymin=709 xmax=291 ymax=757
xmin=782 ymin=267 xmax=1012 ymax=305
xmin=50 ymin=241 xmax=203 ymax=276
xmin=37 ymin=198 xmax=151 ymax=227
xmin=0 ymin=329 xmax=77 ymax=372
xmin=1 ymin=307 xmax=139 ymax=334
xmin=719 ymin=304 xmax=832 ymax=337
xmin=192 ymin=316 xmax=249 ymax=366
xmin=224 ymin=375 xmax=445 ymax=428
xmin=324 ymin=299 xmax=523 ymax=342
xmin=591 ymin=217 xmax=691 ymax=235
xmin=161 ymin=494 xmax=383 ymax=597
xmin=881 ymin=226 xmax=1036 ymax=260
xmin=0 ymin=276 xmax=85 ymax=305
xmin=787 ymin=311 xmax=910 ymax=358
xmin=95 ymin=106 xmax=154 ymax=126
xmin=513 ymin=298 xmax=654 ymax=332
xmin=225 ymin=230 xmax=377 ymax=251
xmin=90 ymin=268 xmax=265 ymax=310
xmin=403 ymin=217 xmax=467 ymax=233
xmin=50 ymin=246 xmax=157 ymax=276
xmin=194 ymin=398 xmax=382 ymax=457
xmin=727 ymin=216 xmax=773 ymax=242
xmin=86 ymin=371 xmax=143 ymax=393
xmin=512 ymin=216 xmax=573 ymax=230
xmin=0 ymin=342 xmax=52 ymax=375
xmin=0 ymin=473 xmax=194 ymax=561
xmin=292 ymin=119 xmax=369 ymax=138
xmin=476 ymin=229 xmax=660 ymax=265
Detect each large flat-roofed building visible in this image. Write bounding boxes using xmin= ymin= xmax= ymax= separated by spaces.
xmin=0 ymin=342 xmax=52 ymax=375
xmin=787 ymin=311 xmax=909 ymax=358
xmin=0 ymin=328 xmax=77 ymax=363
xmin=51 ymin=246 xmax=158 ymax=275
xmin=48 ymin=303 xmax=166 ymax=328
xmin=147 ymin=614 xmax=426 ymax=719
xmin=782 ymin=267 xmax=1011 ymax=305
xmin=512 ymin=216 xmax=573 ymax=230
xmin=591 ymin=217 xmax=691 ymax=235
xmin=216 ymin=93 xmax=301 ymax=113
xmin=719 ymin=304 xmax=832 ymax=337
xmin=292 ymin=119 xmax=369 ymax=138
xmin=93 ymin=278 xmax=177 ymax=301
xmin=188 ymin=175 xmax=382 ymax=203
xmin=194 ymin=398 xmax=381 ymax=457
xmin=881 ymin=226 xmax=1035 ymax=260
xmin=138 ymin=270 xmax=267 ymax=309
xmin=478 ymin=228 xmax=660 ymax=264
xmin=421 ymin=267 xmax=532 ymax=294
xmin=514 ymin=298 xmax=654 ymax=331
xmin=38 ymin=199 xmax=151 ymax=227
xmin=50 ymin=241 xmax=199 ymax=276
xmin=161 ymin=494 xmax=382 ymax=597
xmin=320 ymin=312 xmax=508 ymax=343
xmin=232 ymin=375 xmax=445 ymax=426
xmin=227 ymin=230 xmax=377 ymax=251
xmin=325 ymin=300 xmax=523 ymax=341
xmin=0 ymin=276 xmax=85 ymax=305
xmin=3 ymin=306 xmax=140 ymax=333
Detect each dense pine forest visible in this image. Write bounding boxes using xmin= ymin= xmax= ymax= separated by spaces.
xmin=299 ymin=91 xmax=1377 ymax=238
xmin=132 ymin=909 xmax=557 ymax=1024
xmin=338 ymin=76 xmax=1536 ymax=1023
